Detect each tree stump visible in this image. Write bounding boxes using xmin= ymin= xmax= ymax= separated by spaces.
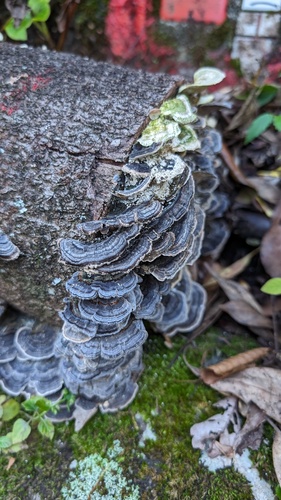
xmin=0 ymin=43 xmax=182 ymax=323
xmin=0 ymin=44 xmax=222 ymax=425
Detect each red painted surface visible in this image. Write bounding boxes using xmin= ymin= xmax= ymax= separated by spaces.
xmin=105 ymin=0 xmax=174 ymax=63
xmin=160 ymin=0 xmax=228 ymax=25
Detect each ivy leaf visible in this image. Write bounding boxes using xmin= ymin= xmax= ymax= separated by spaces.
xmin=28 ymin=0 xmax=50 ymax=22
xmin=11 ymin=419 xmax=31 ymax=444
xmin=0 ymin=436 xmax=13 ymax=449
xmin=244 ymin=113 xmax=274 ymax=144
xmin=261 ymin=278 xmax=281 ymax=296
xmin=273 ymin=115 xmax=281 ymax=132
xmin=38 ymin=418 xmax=55 ymax=440
xmin=257 ymin=84 xmax=278 ymax=107
xmin=4 ymin=14 xmax=33 ymax=41
xmin=2 ymin=399 xmax=20 ymax=421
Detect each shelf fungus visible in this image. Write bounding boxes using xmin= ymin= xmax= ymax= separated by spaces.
xmin=0 ymin=43 xmax=226 ymax=428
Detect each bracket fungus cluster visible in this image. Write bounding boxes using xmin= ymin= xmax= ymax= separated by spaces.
xmin=0 ymin=43 xmax=226 ymax=426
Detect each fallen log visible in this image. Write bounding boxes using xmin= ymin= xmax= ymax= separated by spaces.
xmin=0 ymin=43 xmax=182 ymax=323
xmin=0 ymin=44 xmax=223 ymax=424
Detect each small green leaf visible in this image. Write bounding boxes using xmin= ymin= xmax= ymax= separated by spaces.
xmin=38 ymin=418 xmax=55 ymax=440
xmin=244 ymin=113 xmax=274 ymax=144
xmin=11 ymin=419 xmax=31 ymax=444
xmin=0 ymin=395 xmax=7 ymax=405
xmin=179 ymin=67 xmax=225 ymax=93
xmin=22 ymin=396 xmax=53 ymax=413
xmin=4 ymin=15 xmax=33 ymax=41
xmin=2 ymin=399 xmax=20 ymax=422
xmin=0 ymin=436 xmax=13 ymax=449
xmin=257 ymin=84 xmax=278 ymax=107
xmin=28 ymin=0 xmax=50 ymax=22
xmin=273 ymin=115 xmax=281 ymax=132
xmin=261 ymin=278 xmax=281 ymax=296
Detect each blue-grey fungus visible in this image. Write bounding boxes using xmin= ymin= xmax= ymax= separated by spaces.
xmin=15 ymin=326 xmax=58 ymax=360
xmin=77 ymin=294 xmax=136 ymax=324
xmin=77 ymin=199 xmax=163 ymax=233
xmin=66 ymin=271 xmax=139 ymax=300
xmin=0 ymin=357 xmax=32 ymax=396
xmin=0 ymin=68 xmax=227 ymax=420
xmin=122 ymin=161 xmax=151 ymax=177
xmin=32 ymin=357 xmax=63 ymax=396
xmin=0 ymin=231 xmax=20 ymax=261
xmin=114 ymin=175 xmax=152 ymax=198
xmin=60 ymin=224 xmax=140 ymax=266
xmin=0 ymin=326 xmax=17 ymax=363
xmin=129 ymin=141 xmax=163 ymax=160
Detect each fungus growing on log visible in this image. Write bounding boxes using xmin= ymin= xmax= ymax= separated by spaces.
xmin=0 ymin=44 xmax=226 ymax=426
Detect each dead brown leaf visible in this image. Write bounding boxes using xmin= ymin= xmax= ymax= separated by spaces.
xmin=211 ymin=366 xmax=281 ymax=424
xmin=6 ymin=456 xmax=16 ymax=470
xmin=260 ymin=199 xmax=281 ymax=277
xmin=190 ymin=397 xmax=240 ymax=458
xmin=234 ymin=403 xmax=265 ymax=454
xmin=273 ymin=430 xmax=281 ymax=486
xmin=220 ymin=300 xmax=272 ymax=329
xmin=205 ymin=264 xmax=263 ymax=314
xmin=221 ymin=143 xmax=281 ymax=203
xmin=200 ymin=347 xmax=270 ymax=384
xmin=204 ymin=248 xmax=259 ymax=289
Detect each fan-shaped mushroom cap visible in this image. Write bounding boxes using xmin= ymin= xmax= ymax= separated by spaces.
xmin=135 ymin=276 xmax=163 ymax=320
xmin=15 ymin=326 xmax=58 ymax=360
xmin=122 ymin=161 xmax=151 ymax=177
xmin=200 ymin=128 xmax=222 ymax=154
xmin=88 ymin=236 xmax=152 ymax=276
xmin=202 ymin=219 xmax=230 ymax=258
xmin=78 ymin=200 xmax=162 ymax=234
xmin=61 ymin=348 xmax=143 ymax=400
xmin=162 ymin=207 xmax=197 ymax=257
xmin=69 ymin=319 xmax=147 ymax=361
xmin=66 ymin=271 xmax=140 ymax=300
xmin=0 ymin=232 xmax=20 ymax=261
xmin=100 ymin=379 xmax=139 ymax=413
xmin=60 ymin=224 xmax=140 ymax=266
xmin=77 ymin=292 xmax=138 ymax=325
xmin=129 ymin=141 xmax=163 ymax=160
xmin=207 ymin=192 xmax=230 ymax=219
xmin=0 ymin=358 xmax=32 ymax=395
xmin=153 ymin=289 xmax=188 ymax=333
xmin=0 ymin=328 xmax=17 ymax=363
xmin=32 ymin=357 xmax=63 ymax=396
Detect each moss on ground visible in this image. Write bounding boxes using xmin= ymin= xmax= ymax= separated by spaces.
xmin=0 ymin=329 xmax=277 ymax=499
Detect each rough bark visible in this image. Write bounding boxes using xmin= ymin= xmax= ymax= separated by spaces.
xmin=0 ymin=43 xmax=182 ymax=324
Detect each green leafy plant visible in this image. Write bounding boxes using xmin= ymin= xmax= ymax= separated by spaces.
xmin=0 ymin=389 xmax=73 ymax=454
xmin=261 ymin=278 xmax=281 ymax=296
xmin=245 ymin=112 xmax=281 ymax=144
xmin=3 ymin=0 xmax=53 ymax=46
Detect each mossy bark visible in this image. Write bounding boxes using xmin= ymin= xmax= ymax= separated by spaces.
xmin=0 ymin=43 xmax=182 ymax=324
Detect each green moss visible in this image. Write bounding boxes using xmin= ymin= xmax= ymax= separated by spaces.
xmin=0 ymin=329 xmax=275 ymax=499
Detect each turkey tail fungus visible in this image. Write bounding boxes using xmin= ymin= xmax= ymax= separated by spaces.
xmin=0 ymin=44 xmax=226 ymax=428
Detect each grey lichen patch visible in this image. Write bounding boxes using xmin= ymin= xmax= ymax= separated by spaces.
xmin=61 ymin=440 xmax=140 ymax=499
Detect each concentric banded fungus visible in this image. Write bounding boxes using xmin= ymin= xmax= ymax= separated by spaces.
xmin=0 ymin=43 xmax=226 ymax=425
xmin=0 ymin=231 xmax=20 ymax=261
